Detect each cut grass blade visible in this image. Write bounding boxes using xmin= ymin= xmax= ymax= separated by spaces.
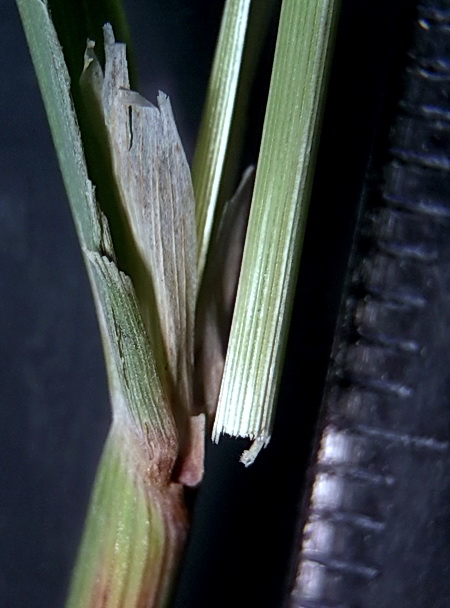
xmin=213 ymin=0 xmax=342 ymax=464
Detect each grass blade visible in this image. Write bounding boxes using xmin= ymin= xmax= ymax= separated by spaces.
xmin=193 ymin=0 xmax=252 ymax=280
xmin=213 ymin=0 xmax=341 ymax=464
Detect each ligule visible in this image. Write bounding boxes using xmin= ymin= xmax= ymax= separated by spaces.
xmin=83 ymin=25 xmax=197 ymax=422
xmin=81 ymin=25 xmax=205 ymax=487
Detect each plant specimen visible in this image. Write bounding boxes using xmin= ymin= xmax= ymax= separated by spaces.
xmin=15 ymin=0 xmax=340 ymax=604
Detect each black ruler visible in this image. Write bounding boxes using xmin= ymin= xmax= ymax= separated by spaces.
xmin=289 ymin=2 xmax=450 ymax=607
